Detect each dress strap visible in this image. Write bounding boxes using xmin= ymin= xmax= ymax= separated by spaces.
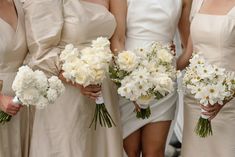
xmin=190 ymin=0 xmax=204 ymax=21
xmin=227 ymin=5 xmax=235 ymax=17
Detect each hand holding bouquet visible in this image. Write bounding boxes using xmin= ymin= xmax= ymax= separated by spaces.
xmin=0 ymin=66 xmax=65 ymax=124
xmin=60 ymin=37 xmax=115 ymax=129
xmin=110 ymin=42 xmax=176 ymax=119
xmin=183 ymin=53 xmax=235 ymax=137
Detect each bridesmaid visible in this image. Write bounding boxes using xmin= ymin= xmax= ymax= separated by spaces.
xmin=0 ymin=0 xmax=29 ymax=157
xmin=120 ymin=0 xmax=192 ymax=157
xmin=178 ymin=0 xmax=235 ymax=156
xmin=22 ymin=0 xmax=126 ymax=157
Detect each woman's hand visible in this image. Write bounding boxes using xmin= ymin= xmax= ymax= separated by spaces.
xmin=201 ymin=96 xmax=235 ymax=120
xmin=79 ymin=85 xmax=101 ymax=100
xmin=170 ymin=42 xmax=176 ymax=56
xmin=0 ymin=94 xmax=21 ymax=116
xmin=59 ymin=71 xmax=101 ymax=100
xmin=201 ymin=103 xmax=224 ymax=121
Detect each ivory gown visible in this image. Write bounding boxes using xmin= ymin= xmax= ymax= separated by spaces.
xmin=120 ymin=0 xmax=182 ymax=139
xmin=23 ymin=0 xmax=122 ymax=157
xmin=182 ymin=0 xmax=235 ymax=156
xmin=0 ymin=0 xmax=29 ymax=157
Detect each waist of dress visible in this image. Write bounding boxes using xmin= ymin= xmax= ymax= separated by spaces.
xmin=125 ymin=36 xmax=172 ymax=49
xmin=126 ymin=35 xmax=173 ymax=43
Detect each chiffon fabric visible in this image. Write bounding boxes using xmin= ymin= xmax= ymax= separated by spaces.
xmin=182 ymin=0 xmax=235 ymax=156
xmin=120 ymin=0 xmax=182 ymax=139
xmin=0 ymin=0 xmax=30 ymax=157
xmin=23 ymin=0 xmax=122 ymax=157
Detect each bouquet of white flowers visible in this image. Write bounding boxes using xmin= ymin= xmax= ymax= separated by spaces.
xmin=0 ymin=66 xmax=65 ymax=124
xmin=110 ymin=42 xmax=176 ymax=119
xmin=60 ymin=37 xmax=115 ymax=129
xmin=183 ymin=53 xmax=235 ymax=137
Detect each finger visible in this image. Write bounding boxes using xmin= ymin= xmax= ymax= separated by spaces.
xmin=84 ymin=87 xmax=101 ymax=93
xmin=202 ymin=112 xmax=214 ymax=116
xmin=89 ymin=96 xmax=97 ymax=101
xmin=6 ymin=110 xmax=18 ymax=116
xmin=82 ymin=91 xmax=100 ymax=98
xmin=87 ymin=85 xmax=101 ymax=88
xmin=209 ymin=114 xmax=217 ymax=121
xmin=89 ymin=92 xmax=101 ymax=98
xmin=200 ymin=104 xmax=218 ymax=112
xmin=8 ymin=104 xmax=21 ymax=110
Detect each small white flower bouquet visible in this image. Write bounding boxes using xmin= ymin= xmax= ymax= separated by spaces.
xmin=60 ymin=37 xmax=115 ymax=129
xmin=183 ymin=53 xmax=235 ymax=137
xmin=110 ymin=42 xmax=176 ymax=119
xmin=0 ymin=65 xmax=65 ymax=124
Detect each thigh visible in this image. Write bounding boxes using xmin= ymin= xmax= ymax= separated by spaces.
xmin=124 ymin=129 xmax=142 ymax=157
xmin=141 ymin=121 xmax=172 ymax=156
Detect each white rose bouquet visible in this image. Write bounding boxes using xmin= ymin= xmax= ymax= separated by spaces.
xmin=60 ymin=37 xmax=115 ymax=129
xmin=110 ymin=42 xmax=176 ymax=119
xmin=0 ymin=66 xmax=65 ymax=124
xmin=183 ymin=53 xmax=235 ymax=137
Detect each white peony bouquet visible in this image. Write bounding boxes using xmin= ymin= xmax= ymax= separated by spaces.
xmin=183 ymin=53 xmax=235 ymax=137
xmin=0 ymin=66 xmax=65 ymax=124
xmin=110 ymin=42 xmax=176 ymax=119
xmin=60 ymin=37 xmax=115 ymax=129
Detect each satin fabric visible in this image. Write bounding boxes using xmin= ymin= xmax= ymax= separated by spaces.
xmin=120 ymin=0 xmax=182 ymax=140
xmin=182 ymin=0 xmax=235 ymax=156
xmin=23 ymin=0 xmax=123 ymax=156
xmin=0 ymin=0 xmax=30 ymax=157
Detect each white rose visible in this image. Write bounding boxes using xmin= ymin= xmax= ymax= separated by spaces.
xmin=92 ymin=37 xmax=110 ymax=48
xmin=136 ymin=94 xmax=155 ymax=107
xmin=154 ymin=75 xmax=174 ymax=95
xmin=157 ymin=49 xmax=173 ymax=63
xmin=117 ymin=51 xmax=139 ymax=72
xmin=74 ymin=66 xmax=91 ymax=86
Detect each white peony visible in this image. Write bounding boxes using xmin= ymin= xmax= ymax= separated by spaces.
xmin=91 ymin=37 xmax=110 ymax=48
xmin=136 ymin=94 xmax=155 ymax=107
xmin=117 ymin=51 xmax=139 ymax=72
xmin=157 ymin=48 xmax=173 ymax=63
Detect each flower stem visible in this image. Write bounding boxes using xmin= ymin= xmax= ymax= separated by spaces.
xmin=195 ymin=117 xmax=213 ymax=138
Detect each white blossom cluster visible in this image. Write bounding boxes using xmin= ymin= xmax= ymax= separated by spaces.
xmin=111 ymin=42 xmax=176 ymax=108
xmin=183 ymin=53 xmax=235 ymax=107
xmin=60 ymin=37 xmax=113 ymax=87
xmin=12 ymin=66 xmax=65 ymax=109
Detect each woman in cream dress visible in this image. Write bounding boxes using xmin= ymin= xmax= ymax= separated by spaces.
xmin=23 ymin=0 xmax=126 ymax=156
xmin=120 ymin=0 xmax=192 ymax=156
xmin=178 ymin=0 xmax=235 ymax=156
xmin=0 ymin=0 xmax=29 ymax=157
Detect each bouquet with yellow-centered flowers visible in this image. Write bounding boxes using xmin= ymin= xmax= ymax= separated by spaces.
xmin=110 ymin=42 xmax=176 ymax=119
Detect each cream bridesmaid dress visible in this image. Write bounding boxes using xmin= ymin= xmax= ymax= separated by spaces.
xmin=23 ymin=0 xmax=122 ymax=157
xmin=182 ymin=0 xmax=235 ymax=156
xmin=0 ymin=0 xmax=30 ymax=157
xmin=120 ymin=0 xmax=182 ymax=139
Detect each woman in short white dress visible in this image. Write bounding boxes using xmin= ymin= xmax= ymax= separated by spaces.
xmin=120 ymin=0 xmax=192 ymax=156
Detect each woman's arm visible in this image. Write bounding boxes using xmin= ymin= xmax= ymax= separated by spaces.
xmin=177 ymin=0 xmax=193 ymax=70
xmin=178 ymin=0 xmax=192 ymax=48
xmin=109 ymin=0 xmax=127 ymax=54
xmin=177 ymin=35 xmax=193 ymax=70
